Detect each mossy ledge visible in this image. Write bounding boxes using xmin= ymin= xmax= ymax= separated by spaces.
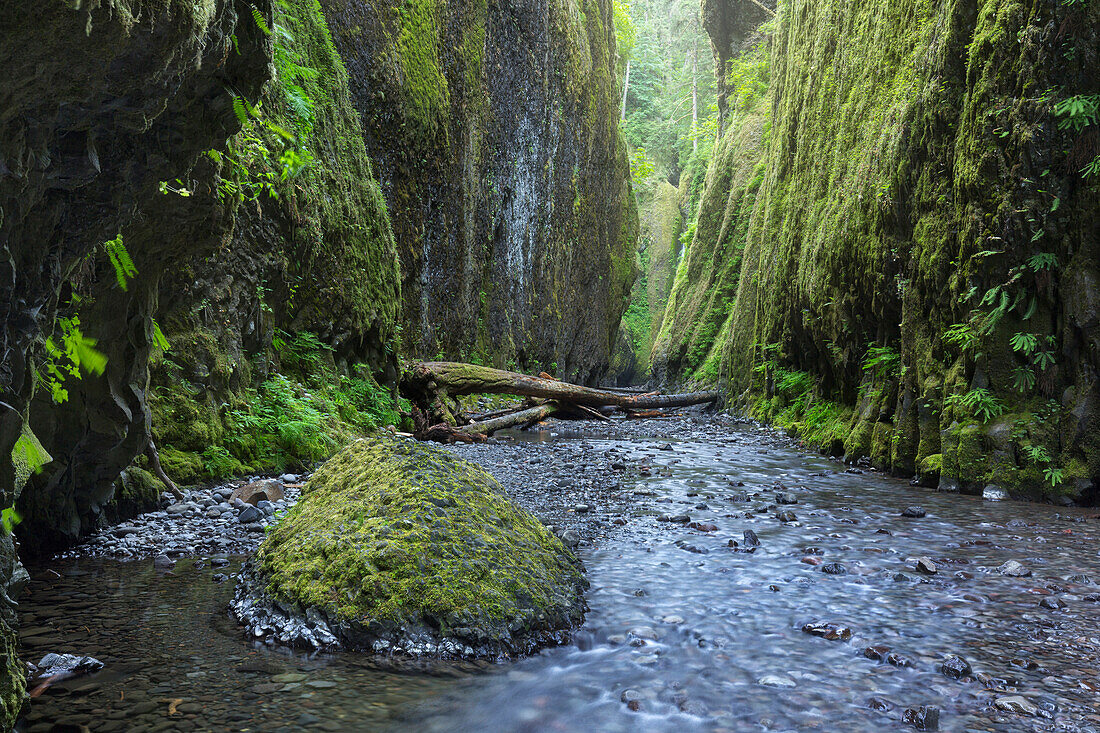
xmin=231 ymin=435 xmax=587 ymax=658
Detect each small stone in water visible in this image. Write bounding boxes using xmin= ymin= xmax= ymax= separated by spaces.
xmin=940 ymin=654 xmax=971 ymax=680
xmin=153 ymin=554 xmax=175 ymax=569
xmin=802 ymin=622 xmax=851 ymax=641
xmin=915 ymin=557 xmax=937 ymax=574
xmin=688 ymin=521 xmax=717 ymax=532
xmin=758 ymin=675 xmax=797 ymax=688
xmin=820 ymin=562 xmax=847 ymax=575
xmin=1039 ymin=596 xmax=1066 ymax=610
xmin=901 ymin=506 xmax=926 ymax=518
xmin=775 ymin=493 xmax=798 ymax=505
xmin=982 ymin=484 xmax=1008 ymax=501
xmin=994 ymin=695 xmax=1039 ymax=715
xmin=775 ymin=510 xmax=797 ymax=523
xmin=999 ymin=560 xmax=1031 ymax=577
xmin=743 ymin=530 xmax=760 ymax=547
xmin=903 ymin=705 xmax=940 ymax=730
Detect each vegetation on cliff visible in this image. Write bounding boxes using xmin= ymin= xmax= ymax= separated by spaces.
xmin=654 ymin=0 xmax=1100 ymax=501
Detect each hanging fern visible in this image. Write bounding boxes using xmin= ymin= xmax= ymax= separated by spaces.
xmin=104 ymin=234 xmax=138 ymax=291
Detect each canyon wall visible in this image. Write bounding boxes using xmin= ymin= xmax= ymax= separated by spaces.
xmin=655 ymin=0 xmax=1100 ymax=502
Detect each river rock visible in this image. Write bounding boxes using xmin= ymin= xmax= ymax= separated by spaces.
xmin=999 ymin=560 xmax=1032 ymax=577
xmin=901 ymin=506 xmax=926 ymax=518
xmin=994 ymin=695 xmax=1038 ymax=715
xmin=231 ymin=435 xmax=587 ymax=658
xmin=801 ymin=622 xmax=851 ymax=641
xmin=982 ymin=484 xmax=1008 ymax=501
xmin=915 ymin=557 xmax=937 ymax=574
xmin=940 ymin=654 xmax=971 ymax=680
xmin=903 ymin=705 xmax=940 ymax=730
xmin=238 ymin=506 xmax=262 ymax=524
xmin=232 ymin=478 xmax=285 ymax=506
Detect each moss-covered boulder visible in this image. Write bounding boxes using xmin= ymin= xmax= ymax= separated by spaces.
xmin=232 ymin=435 xmax=587 ymax=658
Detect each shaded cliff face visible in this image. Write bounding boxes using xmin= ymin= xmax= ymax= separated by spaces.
xmin=0 ymin=0 xmax=273 ymax=721
xmin=657 ymin=0 xmax=1100 ymax=502
xmin=1 ymin=0 xmax=272 ymax=555
xmin=321 ymin=0 xmax=638 ymax=383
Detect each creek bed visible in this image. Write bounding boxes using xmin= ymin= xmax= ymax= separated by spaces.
xmin=15 ymin=417 xmax=1100 ymax=732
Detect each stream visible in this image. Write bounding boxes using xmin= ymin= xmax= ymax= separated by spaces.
xmin=15 ymin=417 xmax=1100 ymax=732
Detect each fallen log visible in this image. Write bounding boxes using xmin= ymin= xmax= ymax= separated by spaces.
xmin=403 ymin=362 xmax=718 ymax=412
xmin=457 ymin=403 xmax=561 ymax=437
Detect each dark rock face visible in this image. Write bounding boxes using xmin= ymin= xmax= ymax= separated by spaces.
xmin=2 ymin=0 xmax=273 ymax=555
xmin=232 ymin=435 xmax=588 ymax=658
xmin=321 ymin=0 xmax=639 ymax=382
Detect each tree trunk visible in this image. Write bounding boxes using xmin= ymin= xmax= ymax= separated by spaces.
xmin=621 ymin=59 xmax=631 ymax=120
xmin=403 ymin=362 xmax=719 ymax=411
xmin=457 ymin=403 xmax=561 ymax=437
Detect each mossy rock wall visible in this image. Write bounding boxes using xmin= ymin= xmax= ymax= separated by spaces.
xmin=320 ymin=0 xmax=639 ymax=382
xmin=150 ymin=0 xmax=403 ymax=483
xmin=236 ymin=435 xmax=587 ymax=657
xmin=657 ymin=0 xmax=1100 ymax=502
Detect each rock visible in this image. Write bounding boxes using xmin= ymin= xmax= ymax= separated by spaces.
xmin=902 ymin=705 xmax=940 ymax=730
xmin=863 ymin=645 xmax=890 ymax=661
xmin=775 ymin=493 xmax=798 ymax=505
xmin=820 ymin=562 xmax=847 ymax=575
xmin=620 ymin=689 xmax=642 ymax=710
xmin=559 ymin=530 xmax=580 ymax=548
xmin=212 ymin=573 xmax=228 ymax=583
xmin=994 ymin=695 xmax=1038 ymax=715
xmin=165 ymin=503 xmax=190 ymax=515
xmin=153 ymin=554 xmax=175 ymax=569
xmin=801 ymin=622 xmax=851 ymax=641
xmin=915 ymin=557 xmax=937 ymax=575
xmin=32 ymin=653 xmax=104 ymax=682
xmin=940 ymin=654 xmax=971 ymax=680
xmin=743 ymin=530 xmax=760 ymax=547
xmin=999 ymin=560 xmax=1032 ymax=577
xmin=982 ymin=484 xmax=1008 ymax=501
xmin=758 ymin=675 xmax=797 ymax=688
xmin=901 ymin=506 xmax=926 ymax=518
xmin=238 ymin=506 xmax=262 ymax=524
xmin=231 ymin=436 xmax=587 ymax=658
xmin=211 ymin=556 xmax=230 ymax=568
xmin=232 ymin=478 xmax=285 ymax=506
xmin=687 ymin=521 xmax=717 ymax=532
xmin=1039 ymin=596 xmax=1066 ymax=610
xmin=775 ymin=510 xmax=797 ymax=523
xmin=658 ymin=443 xmax=673 ymax=451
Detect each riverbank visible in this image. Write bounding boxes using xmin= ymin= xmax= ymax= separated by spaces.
xmin=16 ymin=414 xmax=1100 ymax=732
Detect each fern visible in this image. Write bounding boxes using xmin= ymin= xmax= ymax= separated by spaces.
xmin=104 ymin=234 xmax=137 ymax=291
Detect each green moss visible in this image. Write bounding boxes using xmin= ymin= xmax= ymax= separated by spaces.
xmin=919 ymin=453 xmax=943 ymax=477
xmin=397 ymin=0 xmax=450 ymax=143
xmin=255 ymin=436 xmax=585 ymax=644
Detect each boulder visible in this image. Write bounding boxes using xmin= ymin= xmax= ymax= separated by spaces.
xmin=232 ymin=436 xmax=587 ymax=658
xmin=231 ymin=479 xmax=285 ymax=506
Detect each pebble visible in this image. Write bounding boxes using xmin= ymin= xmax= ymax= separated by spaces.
xmin=940 ymin=654 xmax=972 ymax=680
xmin=901 ymin=506 xmax=926 ymax=518
xmin=999 ymin=560 xmax=1032 ymax=577
xmin=994 ymin=695 xmax=1039 ymax=715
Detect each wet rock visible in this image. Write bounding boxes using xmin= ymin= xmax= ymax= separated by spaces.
xmin=903 ymin=705 xmax=940 ymax=730
xmin=915 ymin=557 xmax=937 ymax=575
xmin=620 ymin=689 xmax=642 ymax=711
xmin=901 ymin=506 xmax=926 ymax=518
xmin=864 ymin=645 xmax=891 ymax=661
xmin=675 ymin=540 xmax=709 ymax=554
xmin=573 ymin=503 xmax=592 ymax=514
xmin=758 ymin=675 xmax=797 ymax=688
xmin=775 ymin=510 xmax=797 ymax=523
xmin=212 ymin=573 xmax=228 ymax=583
xmin=559 ymin=530 xmax=580 ymax=548
xmin=687 ymin=521 xmax=717 ymax=532
xmin=820 ymin=562 xmax=847 ymax=575
xmin=153 ymin=554 xmax=175 ymax=569
xmin=994 ymin=695 xmax=1038 ymax=715
xmin=982 ymin=484 xmax=1008 ymax=501
xmin=232 ymin=478 xmax=285 ymax=506
xmin=743 ymin=530 xmax=760 ymax=547
xmin=238 ymin=506 xmax=262 ymax=524
xmin=775 ymin=493 xmax=798 ymax=505
xmin=867 ymin=696 xmax=893 ymax=712
xmin=940 ymin=654 xmax=972 ymax=680
xmin=999 ymin=560 xmax=1032 ymax=577
xmin=1038 ymin=596 xmax=1066 ymax=610
xmin=32 ymin=653 xmax=104 ymax=683
xmin=801 ymin=622 xmax=851 ymax=641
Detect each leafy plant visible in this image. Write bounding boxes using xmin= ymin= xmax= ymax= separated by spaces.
xmin=943 ymin=323 xmax=978 ymax=351
xmin=1009 ymin=332 xmax=1038 ymax=356
xmin=0 ymin=508 xmax=21 ymax=536
xmin=1044 ymin=466 xmax=1064 ymax=487
xmin=1023 ymin=444 xmax=1051 ymax=464
xmin=945 ymin=388 xmax=1005 ymax=423
xmin=862 ymin=344 xmax=901 ymax=380
xmin=1053 ymin=94 xmax=1100 ymax=133
xmin=1026 ymin=252 xmax=1058 ymax=272
xmin=103 ymin=234 xmax=137 ymax=290
xmin=1012 ymin=366 xmax=1036 ymax=393
xmin=38 ymin=315 xmax=108 ymax=404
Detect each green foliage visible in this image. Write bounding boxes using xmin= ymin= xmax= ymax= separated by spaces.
xmin=1053 ymin=94 xmax=1100 ymax=133
xmin=861 ymin=344 xmax=901 ymax=380
xmin=943 ymin=323 xmax=978 ymax=351
xmin=725 ymin=38 xmax=770 ymax=117
xmin=1009 ymin=332 xmax=1038 ymax=355
xmin=612 ymin=0 xmax=636 ymax=67
xmin=1026 ymin=252 xmax=1058 ymax=271
xmin=629 ymin=146 xmax=656 ymax=187
xmin=0 ymin=508 xmax=20 ymax=536
xmin=1012 ymin=366 xmax=1036 ymax=392
xmin=103 ymin=234 xmax=137 ymax=291
xmin=945 ymin=388 xmax=1005 ymax=423
xmin=38 ymin=315 xmax=108 ymax=405
xmin=1044 ymin=466 xmax=1064 ymax=487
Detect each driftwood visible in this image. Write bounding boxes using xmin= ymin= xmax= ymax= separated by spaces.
xmin=402 ymin=362 xmax=718 ymax=442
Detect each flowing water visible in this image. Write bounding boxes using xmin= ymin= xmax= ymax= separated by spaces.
xmin=16 ymin=422 xmax=1100 ymax=732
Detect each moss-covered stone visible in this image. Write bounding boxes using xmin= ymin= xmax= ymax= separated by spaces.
xmin=234 ymin=435 xmax=587 ymax=657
